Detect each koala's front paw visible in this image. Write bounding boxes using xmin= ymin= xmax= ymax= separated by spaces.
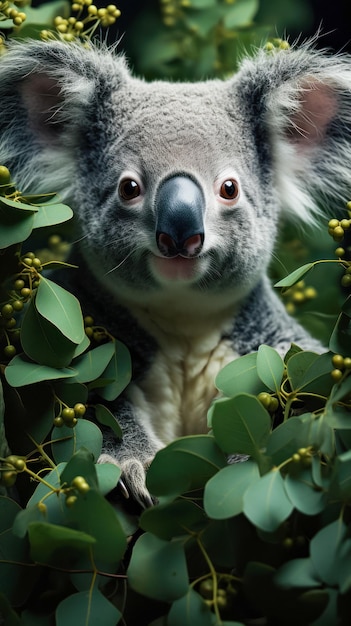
xmin=98 ymin=453 xmax=154 ymax=509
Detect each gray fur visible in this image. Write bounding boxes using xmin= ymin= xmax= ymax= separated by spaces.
xmin=1 ymin=40 xmax=350 ymax=505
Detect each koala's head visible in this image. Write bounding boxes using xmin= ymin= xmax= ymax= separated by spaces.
xmin=1 ymin=41 xmax=350 ymax=309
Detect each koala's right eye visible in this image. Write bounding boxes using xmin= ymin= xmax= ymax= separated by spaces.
xmin=118 ymin=178 xmax=141 ymax=201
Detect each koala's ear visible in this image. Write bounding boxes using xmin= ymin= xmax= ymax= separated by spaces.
xmin=233 ymin=45 xmax=351 ymax=222
xmin=0 ymin=41 xmax=128 ymax=189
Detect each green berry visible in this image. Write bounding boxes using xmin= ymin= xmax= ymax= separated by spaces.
xmin=53 ymin=416 xmax=64 ymax=427
xmin=257 ymin=392 xmax=271 ymax=409
xmin=61 ymin=407 xmax=76 ymax=420
xmin=328 ymin=218 xmax=339 ymax=229
xmin=48 ymin=234 xmax=62 ymax=248
xmin=72 ymin=476 xmax=90 ymax=493
xmin=20 ymin=288 xmax=31 ymax=298
xmin=74 ymin=403 xmax=86 ymax=417
xmin=1 ymin=304 xmax=13 ymax=318
xmin=292 ymin=453 xmax=301 ymax=463
xmin=31 ymin=257 xmax=42 ymax=269
xmin=340 ymin=219 xmax=351 ymax=230
xmin=12 ymin=300 xmax=24 ymax=311
xmin=341 ymin=274 xmax=351 ymax=288
xmin=84 ymin=316 xmax=94 ymax=327
xmin=269 ymin=397 xmax=279 ymax=412
xmin=3 ymin=345 xmax=16 ymax=358
xmin=5 ymin=318 xmax=16 ymax=329
xmin=199 ymin=578 xmax=214 ymax=599
xmin=14 ymin=279 xmax=25 ymax=291
xmin=332 ymin=354 xmax=344 ymax=369
xmin=1 ymin=470 xmax=17 ymax=487
xmin=0 ymin=165 xmax=11 ymax=185
xmin=37 ymin=502 xmax=47 ymax=514
xmin=344 ymin=357 xmax=351 ymax=369
xmin=331 ymin=369 xmax=343 ymax=382
xmin=335 ymin=247 xmax=345 ymax=257
xmin=22 ymin=257 xmax=33 ymax=267
xmin=333 ymin=226 xmax=345 ymax=240
xmin=65 ymin=495 xmax=78 ymax=507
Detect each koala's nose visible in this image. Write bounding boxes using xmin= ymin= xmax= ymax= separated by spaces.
xmin=155 ymin=175 xmax=205 ymax=258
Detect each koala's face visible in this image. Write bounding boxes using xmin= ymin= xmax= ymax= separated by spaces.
xmin=72 ymin=77 xmax=278 ymax=307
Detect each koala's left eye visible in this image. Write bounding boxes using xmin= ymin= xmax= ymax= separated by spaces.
xmin=119 ymin=178 xmax=141 ymax=201
xmin=219 ymin=179 xmax=239 ymax=200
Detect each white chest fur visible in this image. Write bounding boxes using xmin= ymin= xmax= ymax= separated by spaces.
xmin=125 ymin=303 xmax=238 ymax=445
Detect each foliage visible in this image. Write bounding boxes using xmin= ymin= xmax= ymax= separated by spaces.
xmin=0 ymin=1 xmax=351 ymax=625
xmin=123 ymin=0 xmax=312 ymax=80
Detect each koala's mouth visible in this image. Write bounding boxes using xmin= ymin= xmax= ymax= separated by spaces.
xmin=151 ymin=254 xmax=199 ymax=282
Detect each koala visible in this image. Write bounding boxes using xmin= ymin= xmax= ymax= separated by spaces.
xmin=0 ymin=40 xmax=350 ymax=506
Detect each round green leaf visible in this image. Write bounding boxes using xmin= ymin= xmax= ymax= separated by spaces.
xmin=32 ymin=201 xmax=73 ymax=229
xmin=274 ymin=558 xmax=320 ymax=589
xmin=168 ymin=588 xmax=213 ymax=626
xmin=146 ymin=435 xmax=227 ymax=498
xmin=60 ymin=448 xmax=98 ymax=490
xmin=140 ymin=499 xmax=207 ymax=540
xmin=96 ymin=340 xmax=131 ymax=401
xmin=310 ymin=520 xmax=346 ymax=586
xmin=284 ymin=470 xmax=326 ymax=516
xmin=56 ymin=589 xmax=121 ymax=626
xmin=65 ymin=490 xmax=127 ymax=569
xmin=28 ymin=522 xmax=95 ymax=565
xmin=243 ymin=469 xmax=293 ymax=532
xmin=36 ymin=277 xmax=85 ymax=344
xmin=21 ymin=297 xmax=77 ymax=368
xmin=72 ymin=342 xmax=115 ymax=384
xmin=286 ymin=351 xmax=319 ymax=391
xmin=204 ymin=460 xmax=260 ymax=520
xmin=257 ymin=345 xmax=285 ymax=393
xmin=94 ymin=403 xmax=122 ymax=439
xmin=215 ymin=352 xmax=268 ymax=398
xmin=5 ymin=353 xmax=77 ymax=387
xmin=211 ymin=393 xmax=271 ymax=458
xmin=0 ymin=211 xmax=34 ymax=248
xmin=96 ymin=463 xmax=121 ymax=495
xmin=266 ymin=416 xmax=311 ymax=465
xmin=128 ymin=533 xmax=189 ymax=601
xmin=51 ymin=420 xmax=103 ymax=464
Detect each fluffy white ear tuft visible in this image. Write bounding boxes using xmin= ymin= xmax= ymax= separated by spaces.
xmin=236 ymin=45 xmax=351 ymax=224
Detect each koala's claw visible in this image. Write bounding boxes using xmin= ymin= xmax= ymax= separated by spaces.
xmin=99 ymin=453 xmax=154 ymax=509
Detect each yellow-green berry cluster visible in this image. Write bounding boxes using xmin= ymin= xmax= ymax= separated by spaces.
xmin=53 ymin=402 xmax=86 ymax=428
xmin=257 ymin=392 xmax=279 ymax=413
xmin=282 ymin=280 xmax=317 ymax=315
xmin=330 ymin=353 xmax=351 ymax=382
xmin=265 ymin=38 xmax=290 ymax=52
xmin=328 ymin=217 xmax=351 ymax=244
xmin=84 ymin=315 xmax=110 ymax=343
xmin=41 ymin=0 xmax=120 ymax=42
xmin=0 ymin=455 xmax=26 ymax=488
xmin=0 ymin=0 xmax=27 ymax=28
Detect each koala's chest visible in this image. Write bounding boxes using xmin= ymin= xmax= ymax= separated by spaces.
xmin=126 ymin=315 xmax=237 ymax=443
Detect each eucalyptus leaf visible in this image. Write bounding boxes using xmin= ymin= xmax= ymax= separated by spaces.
xmin=215 ymin=352 xmax=268 ymax=398
xmin=211 ymin=393 xmax=271 ymax=458
xmin=28 ymin=522 xmax=95 ymax=565
xmin=140 ymin=499 xmax=207 ymax=540
xmin=127 ymin=533 xmax=189 ymax=601
xmin=0 ymin=195 xmax=38 ymax=213
xmin=329 ymin=449 xmax=351 ymax=500
xmin=168 ymin=588 xmax=213 ymax=626
xmin=284 ymin=469 xmax=326 ymax=516
xmin=204 ymin=460 xmax=260 ymax=520
xmin=224 ymin=0 xmax=258 ymax=28
xmin=257 ymin=345 xmax=285 ymax=393
xmin=329 ymin=312 xmax=351 ymax=355
xmin=21 ymin=297 xmax=77 ymax=368
xmin=51 ymin=420 xmax=103 ymax=464
xmin=36 ymin=277 xmax=85 ymax=345
xmin=94 ymin=403 xmax=122 ymax=439
xmin=310 ymin=519 xmax=346 ymax=586
xmin=274 ymin=558 xmax=320 ymax=589
xmin=5 ymin=353 xmax=76 ymax=387
xmin=56 ymin=589 xmax=121 ymax=626
xmin=266 ymin=416 xmax=311 ymax=465
xmin=72 ymin=341 xmax=115 ymax=384
xmin=243 ymin=470 xmax=293 ymax=532
xmin=286 ymin=351 xmax=319 ymax=391
xmin=0 ymin=211 xmax=34 ymax=248
xmin=65 ymin=489 xmax=127 ymax=569
xmin=146 ymin=435 xmax=226 ymax=498
xmin=274 ymin=263 xmax=314 ymax=288
xmin=96 ymin=340 xmax=131 ymax=401
xmin=32 ymin=201 xmax=73 ymax=229
xmin=60 ymin=448 xmax=98 ymax=490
